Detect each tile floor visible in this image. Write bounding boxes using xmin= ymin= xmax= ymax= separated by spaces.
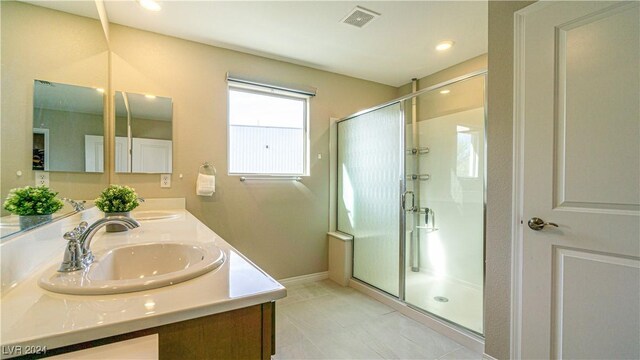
xmin=273 ymin=279 xmax=482 ymax=360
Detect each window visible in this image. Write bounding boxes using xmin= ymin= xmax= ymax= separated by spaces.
xmin=456 ymin=125 xmax=479 ymax=178
xmin=228 ymin=82 xmax=310 ymax=176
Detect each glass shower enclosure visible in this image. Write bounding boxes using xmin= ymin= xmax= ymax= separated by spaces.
xmin=337 ymin=71 xmax=486 ymax=335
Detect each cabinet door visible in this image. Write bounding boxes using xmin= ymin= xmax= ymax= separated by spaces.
xmin=49 ymin=335 xmax=158 ymax=359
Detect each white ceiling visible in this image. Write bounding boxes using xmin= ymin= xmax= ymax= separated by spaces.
xmin=27 ymin=1 xmax=488 ymax=87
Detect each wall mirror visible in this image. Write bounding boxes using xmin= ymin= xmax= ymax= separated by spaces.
xmin=32 ymin=80 xmax=106 ymax=173
xmin=114 ymin=91 xmax=173 ymax=173
xmin=1 ymin=1 xmax=108 ymax=240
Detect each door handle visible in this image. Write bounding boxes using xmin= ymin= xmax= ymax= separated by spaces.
xmin=527 ymin=217 xmax=558 ymax=231
xmin=402 ymin=191 xmax=416 ymax=212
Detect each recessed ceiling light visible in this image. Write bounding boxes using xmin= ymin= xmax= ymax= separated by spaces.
xmin=96 ymin=88 xmax=105 ymax=93
xmin=436 ymin=40 xmax=455 ymax=51
xmin=138 ymin=0 xmax=161 ymax=11
xmin=440 ymin=89 xmax=450 ymax=95
xmin=145 ymin=94 xmax=156 ymax=99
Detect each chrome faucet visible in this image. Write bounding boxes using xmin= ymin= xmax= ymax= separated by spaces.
xmin=63 ymin=198 xmax=86 ymax=212
xmin=58 ymin=217 xmax=140 ymax=272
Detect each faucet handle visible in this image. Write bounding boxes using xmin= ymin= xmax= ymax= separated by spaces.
xmin=63 ymin=198 xmax=87 ymax=212
xmin=63 ymin=230 xmax=80 ymax=241
xmin=59 ymin=222 xmax=88 ymax=272
xmin=63 ymin=221 xmax=89 ymax=241
xmin=77 ymin=221 xmax=88 ymax=232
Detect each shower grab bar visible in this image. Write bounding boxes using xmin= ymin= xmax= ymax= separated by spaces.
xmin=401 ymin=191 xmax=417 ymax=212
xmin=240 ymin=176 xmax=302 ymax=182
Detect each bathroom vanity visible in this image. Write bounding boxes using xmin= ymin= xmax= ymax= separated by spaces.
xmin=0 ymin=199 xmax=286 ymax=359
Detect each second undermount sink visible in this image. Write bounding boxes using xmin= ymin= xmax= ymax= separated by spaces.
xmin=39 ymin=242 xmax=225 ymax=295
xmin=131 ymin=210 xmax=180 ymax=221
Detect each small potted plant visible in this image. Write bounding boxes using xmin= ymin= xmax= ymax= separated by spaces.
xmin=3 ymin=186 xmax=64 ymax=230
xmin=94 ymin=185 xmax=140 ymax=232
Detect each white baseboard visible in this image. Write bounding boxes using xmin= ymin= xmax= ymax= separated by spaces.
xmin=483 ymin=353 xmax=498 ymax=360
xmin=349 ymin=278 xmax=485 ymax=354
xmin=277 ymin=271 xmax=329 ymax=287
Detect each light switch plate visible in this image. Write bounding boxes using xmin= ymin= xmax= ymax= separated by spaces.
xmin=160 ymin=174 xmax=171 ymax=188
xmin=35 ymin=171 xmax=49 ymax=187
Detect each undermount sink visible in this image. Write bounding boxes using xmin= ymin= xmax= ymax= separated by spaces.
xmin=131 ymin=210 xmax=180 ymax=221
xmin=39 ymin=242 xmax=225 ymax=295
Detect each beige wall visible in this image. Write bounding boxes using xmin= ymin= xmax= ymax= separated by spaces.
xmin=416 ymin=74 xmax=485 ymax=121
xmin=0 ymin=2 xmax=109 ymax=210
xmin=36 ymin=109 xmax=104 ymax=172
xmin=115 ymin=116 xmax=172 ymax=140
xmin=108 ymin=24 xmax=397 ymax=279
xmin=1 ymin=3 xmax=396 ymax=281
xmin=485 ymin=2 xmax=535 ymax=359
xmin=397 ymin=54 xmax=487 ymax=97
xmin=2 ymin=4 xmax=530 ymax=355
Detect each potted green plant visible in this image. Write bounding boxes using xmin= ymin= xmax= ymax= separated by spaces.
xmin=3 ymin=186 xmax=64 ymax=230
xmin=95 ymin=185 xmax=140 ymax=232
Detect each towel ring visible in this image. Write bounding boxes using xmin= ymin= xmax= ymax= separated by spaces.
xmin=199 ymin=162 xmax=216 ymax=175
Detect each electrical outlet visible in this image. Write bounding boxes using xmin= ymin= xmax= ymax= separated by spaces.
xmin=160 ymin=174 xmax=171 ymax=188
xmin=35 ymin=171 xmax=49 ymax=187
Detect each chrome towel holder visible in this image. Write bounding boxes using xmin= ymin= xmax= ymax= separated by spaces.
xmin=199 ymin=162 xmax=216 ymax=176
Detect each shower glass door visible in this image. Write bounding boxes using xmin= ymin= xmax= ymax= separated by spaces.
xmin=337 ymin=103 xmax=403 ymax=296
xmin=336 ymin=72 xmax=485 ymax=336
xmin=404 ymin=75 xmax=486 ymax=334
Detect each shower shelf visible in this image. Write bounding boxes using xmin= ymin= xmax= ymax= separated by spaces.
xmin=416 ymin=226 xmax=439 ymax=233
xmin=406 ymin=174 xmax=430 ymax=181
xmin=406 ymin=147 xmax=430 ymax=155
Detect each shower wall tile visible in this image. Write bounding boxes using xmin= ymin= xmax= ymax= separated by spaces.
xmin=415 ymin=106 xmax=485 ymax=287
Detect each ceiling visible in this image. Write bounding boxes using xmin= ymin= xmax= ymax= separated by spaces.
xmin=26 ymin=1 xmax=488 ymax=87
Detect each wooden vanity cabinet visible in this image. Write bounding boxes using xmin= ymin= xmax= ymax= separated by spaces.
xmin=20 ymin=302 xmax=275 ymax=360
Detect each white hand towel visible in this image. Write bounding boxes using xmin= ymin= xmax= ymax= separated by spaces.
xmin=196 ymin=173 xmax=215 ymax=196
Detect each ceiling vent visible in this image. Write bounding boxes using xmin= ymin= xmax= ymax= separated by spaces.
xmin=341 ymin=6 xmax=380 ymax=28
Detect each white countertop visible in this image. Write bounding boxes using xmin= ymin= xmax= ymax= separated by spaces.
xmin=0 ymin=206 xmax=286 ymax=355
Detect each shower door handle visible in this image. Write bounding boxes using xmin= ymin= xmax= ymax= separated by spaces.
xmin=402 ymin=191 xmax=416 ymax=212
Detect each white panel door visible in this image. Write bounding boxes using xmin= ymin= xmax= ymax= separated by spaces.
xmin=84 ymin=135 xmax=104 ymax=173
xmin=132 ymin=138 xmax=172 ymax=173
xmin=517 ymin=2 xmax=639 ymax=359
xmin=115 ymin=136 xmax=130 ymax=172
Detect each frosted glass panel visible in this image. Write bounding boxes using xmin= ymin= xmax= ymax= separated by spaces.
xmin=337 ymin=103 xmax=401 ymax=296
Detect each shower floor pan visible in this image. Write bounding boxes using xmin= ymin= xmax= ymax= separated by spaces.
xmin=404 ymin=269 xmax=483 ymax=334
